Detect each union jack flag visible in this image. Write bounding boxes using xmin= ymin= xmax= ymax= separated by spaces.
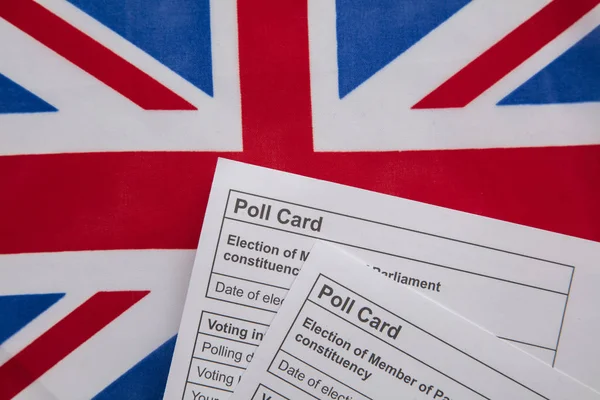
xmin=0 ymin=250 xmax=194 ymax=399
xmin=311 ymin=0 xmax=600 ymax=150
xmin=0 ymin=0 xmax=598 ymax=399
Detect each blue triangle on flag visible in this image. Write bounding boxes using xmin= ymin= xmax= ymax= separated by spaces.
xmin=66 ymin=0 xmax=213 ymax=97
xmin=0 ymin=293 xmax=65 ymax=345
xmin=336 ymin=0 xmax=471 ymax=98
xmin=0 ymin=74 xmax=57 ymax=114
xmin=499 ymin=25 xmax=600 ymax=105
xmin=93 ymin=335 xmax=177 ymax=400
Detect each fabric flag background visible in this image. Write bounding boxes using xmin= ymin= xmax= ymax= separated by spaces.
xmin=0 ymin=0 xmax=598 ymax=398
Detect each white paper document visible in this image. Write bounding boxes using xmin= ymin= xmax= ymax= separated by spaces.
xmin=164 ymin=159 xmax=600 ymax=399
xmin=230 ymin=242 xmax=599 ymax=400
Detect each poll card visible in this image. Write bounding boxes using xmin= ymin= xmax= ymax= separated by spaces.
xmin=164 ymin=158 xmax=600 ymax=399
xmin=229 ymin=243 xmax=599 ymax=400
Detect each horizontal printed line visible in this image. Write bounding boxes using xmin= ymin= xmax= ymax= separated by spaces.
xmin=211 ymin=271 xmax=289 ymax=291
xmin=192 ymin=357 xmax=246 ymax=370
xmin=206 ymin=294 xmax=277 ymax=314
xmin=197 ymin=331 xmax=260 ymax=347
xmin=200 ymin=310 xmax=270 ymax=327
xmin=185 ymin=381 xmax=233 ymax=393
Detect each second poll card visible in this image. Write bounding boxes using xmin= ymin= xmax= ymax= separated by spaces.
xmin=164 ymin=159 xmax=600 ymax=400
xmin=230 ymin=243 xmax=599 ymax=400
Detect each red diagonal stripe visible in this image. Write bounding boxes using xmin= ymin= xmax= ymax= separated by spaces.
xmin=0 ymin=0 xmax=196 ymax=111
xmin=0 ymin=291 xmax=149 ymax=399
xmin=412 ymin=0 xmax=600 ymax=109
